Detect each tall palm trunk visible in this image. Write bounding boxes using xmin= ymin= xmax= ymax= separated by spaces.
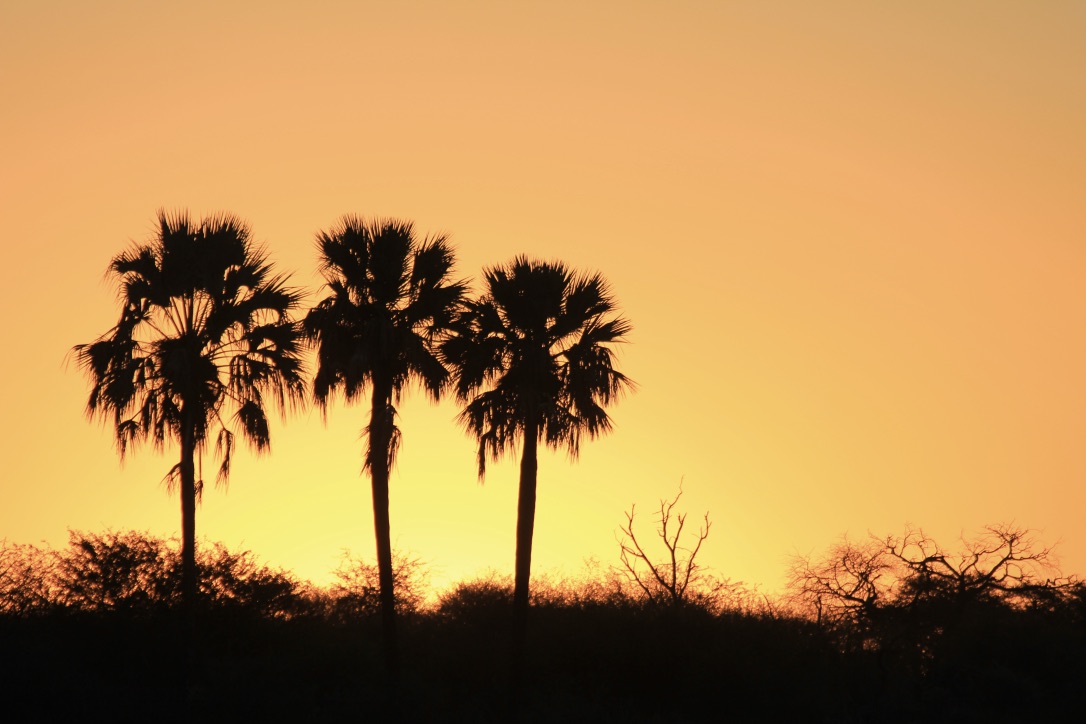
xmin=179 ymin=417 xmax=198 ymax=611
xmin=178 ymin=414 xmax=198 ymax=712
xmin=511 ymin=412 xmax=539 ymax=699
xmin=369 ymin=379 xmax=399 ymax=686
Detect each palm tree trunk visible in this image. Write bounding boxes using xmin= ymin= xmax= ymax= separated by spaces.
xmin=179 ymin=421 xmax=198 ymax=611
xmin=368 ymin=381 xmax=399 ymax=690
xmin=511 ymin=414 xmax=539 ymax=704
xmin=178 ymin=417 xmax=198 ymax=715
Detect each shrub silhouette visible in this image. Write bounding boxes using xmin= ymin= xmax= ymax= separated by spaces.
xmin=0 ymin=540 xmax=59 ymax=616
xmin=326 ymin=551 xmax=428 ymax=623
xmin=436 ymin=574 xmax=514 ymax=624
xmin=3 ymin=531 xmax=307 ymax=619
xmin=196 ymin=541 xmax=305 ymax=619
xmin=54 ymin=530 xmax=177 ymax=614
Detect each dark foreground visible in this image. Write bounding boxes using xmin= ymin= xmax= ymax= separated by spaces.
xmin=4 ymin=529 xmax=1084 ymax=721
xmin=5 ymin=597 xmax=1084 ymax=723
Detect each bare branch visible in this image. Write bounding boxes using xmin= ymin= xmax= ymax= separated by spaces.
xmin=614 ymin=484 xmax=723 ymax=609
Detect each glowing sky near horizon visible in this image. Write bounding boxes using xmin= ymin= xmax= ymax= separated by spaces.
xmin=1 ymin=1 xmax=1084 ymax=596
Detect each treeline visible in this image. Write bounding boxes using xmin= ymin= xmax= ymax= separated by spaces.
xmin=0 ymin=529 xmax=742 ymax=621
xmin=3 ymin=527 xmax=1084 ymax=722
xmin=71 ymin=210 xmax=632 ymax=692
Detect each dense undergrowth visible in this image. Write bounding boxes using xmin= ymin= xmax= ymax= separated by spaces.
xmin=3 ymin=530 xmax=1084 ymax=722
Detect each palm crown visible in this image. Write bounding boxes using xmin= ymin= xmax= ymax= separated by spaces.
xmin=74 ymin=210 xmax=306 ymax=493
xmin=303 ymin=216 xmax=466 ymax=468
xmin=442 ymin=256 xmax=633 ymax=475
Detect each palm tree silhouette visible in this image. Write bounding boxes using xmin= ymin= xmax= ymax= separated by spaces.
xmin=302 ymin=215 xmax=466 ymax=682
xmin=441 ymin=256 xmax=632 ymax=685
xmin=72 ymin=210 xmax=306 ymax=611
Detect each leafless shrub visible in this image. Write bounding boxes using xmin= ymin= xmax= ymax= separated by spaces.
xmin=788 ymin=536 xmax=895 ymax=626
xmin=616 ymin=484 xmax=746 ymax=612
xmin=885 ymin=523 xmax=1072 ymax=608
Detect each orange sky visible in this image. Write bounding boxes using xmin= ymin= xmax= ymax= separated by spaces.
xmin=2 ymin=1 xmax=1084 ymax=596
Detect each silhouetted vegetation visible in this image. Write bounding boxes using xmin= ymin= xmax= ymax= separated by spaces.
xmin=3 ymin=527 xmax=1082 ymax=722
xmin=71 ymin=210 xmax=306 ymax=613
xmin=324 ymin=550 xmax=429 ymax=623
xmin=441 ymin=257 xmax=633 ymax=705
xmin=303 ymin=216 xmax=467 ymax=687
xmin=618 ymin=484 xmax=746 ymax=611
xmin=787 ymin=524 xmax=1084 ymax=722
xmin=1 ymin=531 xmax=306 ymax=619
xmin=61 ymin=214 xmax=1083 ymax=720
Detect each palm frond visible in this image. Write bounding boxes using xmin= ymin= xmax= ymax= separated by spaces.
xmin=307 ymin=215 xmax=466 ymax=475
xmin=73 ymin=209 xmax=305 ymax=489
xmin=215 ymin=428 xmax=234 ymax=488
xmin=441 ymin=257 xmax=633 ymax=478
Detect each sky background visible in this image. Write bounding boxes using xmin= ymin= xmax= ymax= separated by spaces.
xmin=2 ymin=0 xmax=1084 ymax=596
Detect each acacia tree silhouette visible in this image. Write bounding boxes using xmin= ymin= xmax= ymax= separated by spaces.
xmin=441 ymin=257 xmax=632 ymax=693
xmin=302 ymin=216 xmax=466 ymax=684
xmin=72 ymin=210 xmax=305 ymax=613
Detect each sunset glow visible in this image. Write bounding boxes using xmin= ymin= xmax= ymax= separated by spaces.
xmin=2 ymin=1 xmax=1083 ymax=600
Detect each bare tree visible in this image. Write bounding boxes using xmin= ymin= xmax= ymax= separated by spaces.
xmin=617 ymin=485 xmax=737 ymax=609
xmin=885 ymin=523 xmax=1072 ymax=607
xmin=788 ymin=536 xmax=893 ymax=626
xmin=790 ymin=523 xmax=1076 ymax=624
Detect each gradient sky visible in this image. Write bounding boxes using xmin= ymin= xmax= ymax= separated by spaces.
xmin=2 ymin=1 xmax=1084 ymax=596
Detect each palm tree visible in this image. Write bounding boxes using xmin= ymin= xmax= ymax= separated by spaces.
xmin=72 ymin=210 xmax=306 ymax=611
xmin=441 ymin=256 xmax=633 ymax=682
xmin=302 ymin=215 xmax=466 ymax=681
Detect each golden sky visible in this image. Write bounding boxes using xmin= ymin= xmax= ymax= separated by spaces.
xmin=2 ymin=1 xmax=1084 ymax=595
